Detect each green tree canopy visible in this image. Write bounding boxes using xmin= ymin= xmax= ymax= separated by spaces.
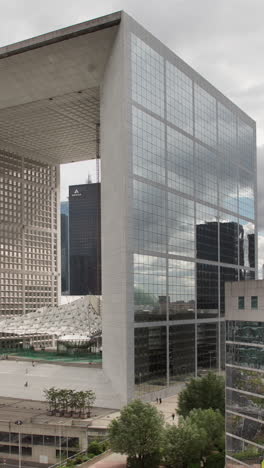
xmin=163 ymin=417 xmax=207 ymax=468
xmin=187 ymin=408 xmax=225 ymax=455
xmin=109 ymin=399 xmax=164 ymax=467
xmin=177 ymin=372 xmax=225 ymax=417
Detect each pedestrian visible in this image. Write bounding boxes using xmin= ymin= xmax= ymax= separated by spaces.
xmin=172 ymin=413 xmax=175 ymax=421
xmin=156 ymin=398 xmax=159 ymax=404
xmin=159 ymin=397 xmax=162 ymax=404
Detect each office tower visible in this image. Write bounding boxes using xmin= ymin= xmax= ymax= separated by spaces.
xmin=61 ymin=201 xmax=69 ymax=294
xmin=0 ymin=11 xmax=256 ymax=405
xmin=226 ymin=280 xmax=264 ymax=467
xmin=69 ymin=183 xmax=101 ymax=295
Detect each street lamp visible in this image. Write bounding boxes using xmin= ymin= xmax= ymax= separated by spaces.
xmin=14 ymin=420 xmax=23 ymax=468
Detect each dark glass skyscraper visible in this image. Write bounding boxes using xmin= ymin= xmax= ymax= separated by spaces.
xmin=69 ymin=183 xmax=101 ymax=295
xmin=61 ymin=201 xmax=69 ymax=294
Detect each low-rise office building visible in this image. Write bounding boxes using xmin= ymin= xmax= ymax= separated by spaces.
xmin=226 ymin=280 xmax=264 ymax=467
xmin=0 ymin=396 xmax=110 ymax=467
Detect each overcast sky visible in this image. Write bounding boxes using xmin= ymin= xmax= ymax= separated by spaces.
xmin=1 ymin=0 xmax=263 ymax=269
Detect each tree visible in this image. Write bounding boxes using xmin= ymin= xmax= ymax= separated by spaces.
xmin=177 ymin=372 xmax=225 ymax=417
xmin=109 ymin=399 xmax=164 ymax=468
xmin=163 ymin=417 xmax=207 ymax=468
xmin=187 ymin=408 xmax=225 ymax=456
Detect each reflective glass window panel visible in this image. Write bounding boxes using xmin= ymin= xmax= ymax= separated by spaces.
xmin=21 ymin=433 xmax=32 ymax=444
xmin=67 ymin=437 xmax=79 ymax=448
xmin=22 ymin=446 xmax=32 ymax=456
xmin=131 ymin=34 xmax=164 ymax=117
xmin=219 ymin=157 xmax=238 ymax=213
xmin=239 ymin=219 xmax=255 ymax=268
xmin=220 ymin=267 xmax=239 ymax=317
xmin=226 ymin=320 xmax=264 ymax=345
xmin=0 ymin=432 xmax=9 ymax=442
xmin=251 ymin=296 xmax=258 ymax=309
xmin=44 ymin=435 xmax=55 ymax=446
xmin=195 ymin=143 xmax=218 ymax=205
xmin=167 ymin=126 xmax=194 ymax=196
xmin=239 ymin=168 xmax=255 ymax=220
xmin=132 ymin=107 xmax=165 ymax=184
xmin=135 ymin=326 xmax=167 ymax=394
xmin=238 ymin=296 xmax=245 ymax=309
xmin=226 ymin=412 xmax=264 ymax=445
xmin=133 ymin=180 xmax=166 ymax=254
xmin=194 ymin=84 xmax=217 ymax=147
xmin=33 ymin=435 xmax=44 ymax=445
xmin=197 ymin=322 xmax=218 ymax=372
xmin=134 ymin=254 xmax=166 ymax=322
xmin=0 ymin=445 xmax=10 ymax=454
xmin=169 ymin=324 xmax=195 ymax=384
xmin=168 ymin=259 xmax=195 ymax=320
xmin=196 ymin=204 xmax=218 ymax=262
xmin=10 ymin=433 xmax=19 ymax=443
xmin=226 ymin=343 xmax=264 ymax=370
xmin=219 ymin=212 xmax=238 ymax=265
xmin=227 ymin=388 xmax=264 ymax=422
xmin=221 ymin=321 xmax=225 ymax=370
xmin=226 ymin=435 xmax=263 ymax=466
xmin=166 ymin=62 xmax=193 ymax=134
xmin=226 ymin=366 xmax=264 ymax=397
xmin=238 ymin=118 xmax=255 ymax=171
xmin=218 ymin=103 xmax=237 ymax=158
xmin=168 ymin=192 xmax=194 ymax=257
xmin=197 ymin=263 xmax=218 ymax=319
xmin=240 ymin=268 xmax=255 ymax=280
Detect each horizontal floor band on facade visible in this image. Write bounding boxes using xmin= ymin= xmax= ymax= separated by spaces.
xmin=226 ymin=385 xmax=264 ymax=400
xmin=226 ymin=340 xmax=264 ymax=349
xmin=134 ymin=317 xmax=225 ymax=327
xmin=226 ymin=363 xmax=264 ymax=374
xmin=226 ymin=432 xmax=264 ymax=451
xmin=226 ymin=455 xmax=251 ymax=467
xmin=132 ymin=248 xmax=256 ymax=271
xmin=226 ymin=410 xmax=264 ymax=426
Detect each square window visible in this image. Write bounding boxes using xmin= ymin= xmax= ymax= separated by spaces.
xmin=238 ymin=296 xmax=245 ymax=309
xmin=251 ymin=296 xmax=258 ymax=309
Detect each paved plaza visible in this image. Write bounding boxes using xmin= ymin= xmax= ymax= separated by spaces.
xmin=83 ymin=453 xmax=127 ymax=468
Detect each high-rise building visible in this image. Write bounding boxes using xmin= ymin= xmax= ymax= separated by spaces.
xmin=69 ymin=183 xmax=101 ymax=295
xmin=61 ymin=201 xmax=69 ymax=294
xmin=0 ymin=11 xmax=256 ymax=406
xmin=226 ymin=280 xmax=264 ymax=467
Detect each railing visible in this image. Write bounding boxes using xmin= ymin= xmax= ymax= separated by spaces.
xmin=48 ymin=449 xmax=86 ymax=468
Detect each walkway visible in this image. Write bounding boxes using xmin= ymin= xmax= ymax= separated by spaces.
xmin=83 ymin=453 xmax=127 ymax=467
xmin=151 ymin=394 xmax=179 ymax=425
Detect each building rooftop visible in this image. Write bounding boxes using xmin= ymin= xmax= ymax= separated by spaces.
xmin=0 ymin=396 xmax=114 ymax=427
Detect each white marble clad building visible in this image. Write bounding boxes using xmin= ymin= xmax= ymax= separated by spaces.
xmin=0 ymin=11 xmax=257 ymax=407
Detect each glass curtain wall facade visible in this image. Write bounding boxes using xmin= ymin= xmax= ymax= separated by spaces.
xmin=226 ymin=319 xmax=264 ymax=466
xmin=128 ymin=23 xmax=256 ymax=395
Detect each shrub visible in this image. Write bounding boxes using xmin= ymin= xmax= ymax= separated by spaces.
xmin=88 ymin=440 xmax=103 ymax=455
xmin=204 ymin=452 xmax=225 ymax=468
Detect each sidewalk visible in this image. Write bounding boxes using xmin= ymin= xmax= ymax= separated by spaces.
xmin=151 ymin=394 xmax=179 ymax=425
xmin=89 ymin=394 xmax=179 ymax=431
xmin=84 ymin=453 xmax=127 ymax=467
